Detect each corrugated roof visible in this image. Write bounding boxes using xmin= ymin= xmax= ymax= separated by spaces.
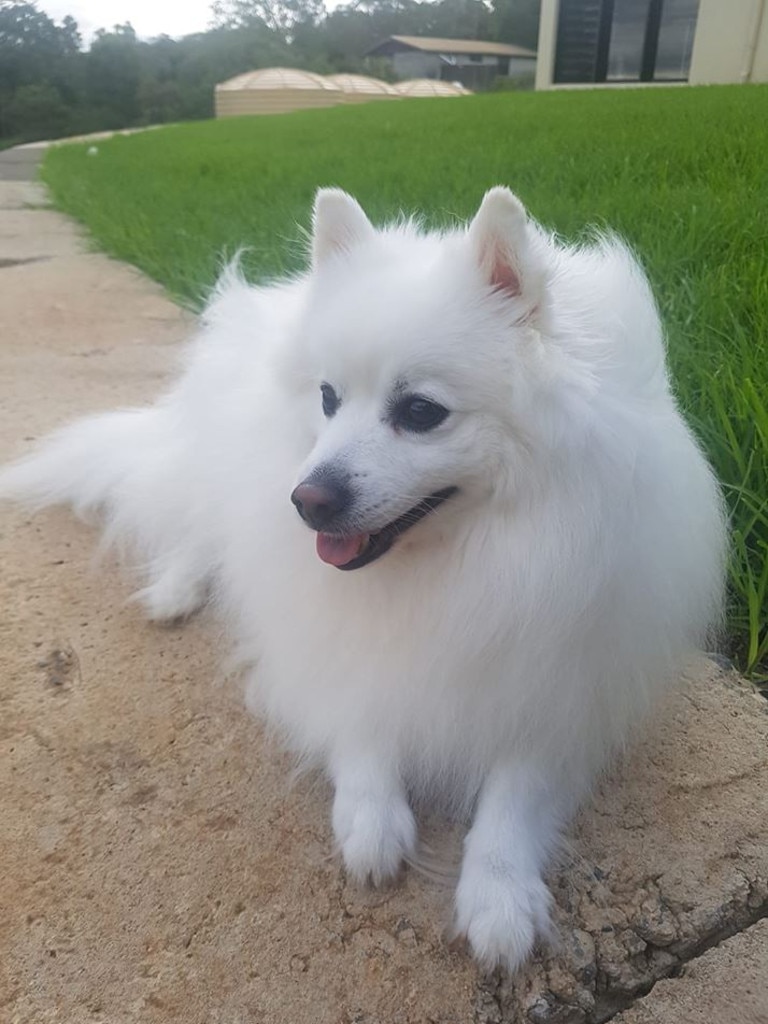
xmin=216 ymin=68 xmax=342 ymax=92
xmin=326 ymin=73 xmax=399 ymax=95
xmin=376 ymin=35 xmax=536 ymax=58
xmin=394 ymin=78 xmax=472 ymax=97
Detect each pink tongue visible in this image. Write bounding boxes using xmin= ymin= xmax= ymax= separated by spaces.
xmin=316 ymin=532 xmax=369 ymax=567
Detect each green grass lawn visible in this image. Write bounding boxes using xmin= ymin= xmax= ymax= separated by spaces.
xmin=41 ymin=85 xmax=768 ymax=678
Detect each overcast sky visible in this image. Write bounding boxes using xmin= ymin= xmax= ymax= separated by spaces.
xmin=39 ymin=0 xmax=216 ymax=42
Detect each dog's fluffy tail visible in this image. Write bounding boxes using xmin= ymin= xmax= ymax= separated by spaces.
xmin=0 ymin=409 xmax=161 ymax=515
xmin=0 ymin=407 xmax=209 ymax=619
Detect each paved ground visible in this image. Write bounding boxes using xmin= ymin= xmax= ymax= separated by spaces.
xmin=1 ymin=147 xmax=766 ymax=1024
xmin=0 ymin=143 xmax=46 ymax=182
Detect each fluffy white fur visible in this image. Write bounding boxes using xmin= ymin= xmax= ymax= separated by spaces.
xmin=0 ymin=188 xmax=726 ymax=970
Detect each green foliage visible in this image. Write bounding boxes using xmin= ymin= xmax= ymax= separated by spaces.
xmin=40 ymin=85 xmax=768 ymax=676
xmin=212 ymin=0 xmax=326 ymax=36
xmin=0 ymin=0 xmax=80 ymax=136
xmin=87 ymin=25 xmax=141 ymax=125
xmin=492 ymin=71 xmax=535 ymax=90
xmin=490 ymin=0 xmax=540 ymax=49
xmin=3 ymin=81 xmax=70 ymax=136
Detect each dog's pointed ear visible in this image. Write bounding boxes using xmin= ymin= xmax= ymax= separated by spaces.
xmin=312 ymin=188 xmax=375 ymax=268
xmin=468 ymin=187 xmax=543 ymax=307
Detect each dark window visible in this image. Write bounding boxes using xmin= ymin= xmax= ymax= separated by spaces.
xmin=607 ymin=0 xmax=652 ymax=80
xmin=554 ymin=0 xmax=606 ymax=84
xmin=554 ymin=0 xmax=699 ymax=84
xmin=654 ymin=0 xmax=699 ymax=78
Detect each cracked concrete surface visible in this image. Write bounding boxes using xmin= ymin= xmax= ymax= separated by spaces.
xmin=1 ymin=153 xmax=766 ymax=1023
xmin=613 ymin=918 xmax=768 ymax=1024
xmin=476 ymin=667 xmax=768 ymax=1023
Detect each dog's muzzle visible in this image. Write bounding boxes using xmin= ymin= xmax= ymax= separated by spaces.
xmin=290 ymin=478 xmax=459 ymax=570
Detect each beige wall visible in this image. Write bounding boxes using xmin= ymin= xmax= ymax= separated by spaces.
xmin=536 ymin=0 xmax=560 ymax=90
xmin=536 ymin=0 xmax=768 ymax=89
xmin=215 ymin=90 xmax=342 ymax=117
xmin=689 ymin=0 xmax=768 ymax=83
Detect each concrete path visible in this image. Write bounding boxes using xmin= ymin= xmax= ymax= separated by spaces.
xmin=1 ymin=148 xmax=766 ymax=1024
xmin=0 ymin=142 xmax=45 ymax=182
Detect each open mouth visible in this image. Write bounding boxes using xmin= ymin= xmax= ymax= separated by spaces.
xmin=316 ymin=487 xmax=458 ymax=570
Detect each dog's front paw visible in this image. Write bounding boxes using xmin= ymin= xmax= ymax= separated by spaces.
xmin=333 ymin=790 xmax=417 ymax=886
xmin=135 ymin=568 xmax=208 ymax=623
xmin=455 ymin=859 xmax=553 ymax=971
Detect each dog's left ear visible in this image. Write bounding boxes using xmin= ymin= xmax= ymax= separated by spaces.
xmin=312 ymin=188 xmax=375 ymax=268
xmin=468 ymin=187 xmax=545 ymax=311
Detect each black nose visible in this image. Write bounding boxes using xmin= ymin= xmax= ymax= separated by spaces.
xmin=291 ymin=479 xmax=351 ymax=530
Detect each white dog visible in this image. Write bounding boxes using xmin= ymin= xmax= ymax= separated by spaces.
xmin=0 ymin=188 xmax=726 ymax=969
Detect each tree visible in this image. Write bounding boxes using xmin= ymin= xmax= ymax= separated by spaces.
xmin=60 ymin=14 xmax=81 ymax=53
xmin=87 ymin=24 xmax=141 ymax=125
xmin=3 ymin=80 xmax=70 ymax=137
xmin=212 ymin=0 xmax=326 ymax=40
xmin=0 ymin=0 xmax=77 ymax=92
xmin=0 ymin=1 xmax=82 ymax=137
xmin=489 ymin=0 xmax=540 ymax=50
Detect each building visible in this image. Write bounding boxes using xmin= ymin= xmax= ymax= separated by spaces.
xmin=366 ymin=35 xmax=537 ymax=91
xmin=536 ymin=0 xmax=768 ymax=89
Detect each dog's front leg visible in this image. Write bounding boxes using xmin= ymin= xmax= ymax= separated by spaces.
xmin=456 ymin=761 xmax=564 ymax=970
xmin=330 ymin=747 xmax=416 ymax=886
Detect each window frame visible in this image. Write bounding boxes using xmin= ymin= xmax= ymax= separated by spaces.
xmin=554 ymin=0 xmax=698 ymax=85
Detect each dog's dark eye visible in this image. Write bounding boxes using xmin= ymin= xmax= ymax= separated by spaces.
xmin=392 ymin=395 xmax=449 ymax=433
xmin=320 ymin=383 xmax=340 ymax=418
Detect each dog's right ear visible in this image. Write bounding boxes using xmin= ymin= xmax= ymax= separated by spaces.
xmin=312 ymin=189 xmax=375 ymax=268
xmin=468 ymin=187 xmax=546 ymax=314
